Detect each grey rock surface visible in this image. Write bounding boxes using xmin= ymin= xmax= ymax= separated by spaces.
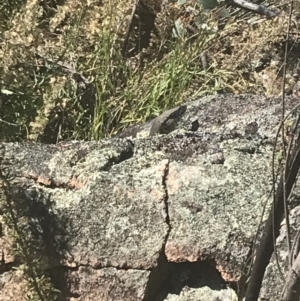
xmin=1 ymin=94 xmax=299 ymax=301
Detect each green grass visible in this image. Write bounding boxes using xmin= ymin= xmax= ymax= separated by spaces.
xmin=1 ymin=0 xmax=285 ymax=143
xmin=0 ymin=0 xmax=242 ymax=142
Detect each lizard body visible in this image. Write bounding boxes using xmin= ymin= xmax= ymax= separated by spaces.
xmin=149 ymin=105 xmax=187 ymax=136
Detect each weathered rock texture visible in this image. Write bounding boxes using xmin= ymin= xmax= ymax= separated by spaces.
xmin=1 ymin=94 xmax=300 ymax=301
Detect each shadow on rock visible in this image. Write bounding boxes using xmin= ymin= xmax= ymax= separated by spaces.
xmin=145 ymin=259 xmax=228 ymax=301
xmin=7 ymin=183 xmax=76 ymax=300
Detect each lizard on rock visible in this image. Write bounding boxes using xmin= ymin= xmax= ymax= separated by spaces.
xmin=149 ymin=105 xmax=187 ymax=136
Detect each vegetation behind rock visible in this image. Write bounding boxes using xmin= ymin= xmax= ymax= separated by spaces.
xmin=0 ymin=0 xmax=298 ymax=143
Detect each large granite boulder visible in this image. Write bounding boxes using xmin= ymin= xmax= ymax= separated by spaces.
xmin=1 ymin=94 xmax=299 ymax=301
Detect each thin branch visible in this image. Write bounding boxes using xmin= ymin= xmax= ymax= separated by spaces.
xmin=228 ymin=0 xmax=279 ymax=18
xmin=0 ymin=119 xmax=22 ymax=126
xmin=282 ymin=0 xmax=294 ymax=268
